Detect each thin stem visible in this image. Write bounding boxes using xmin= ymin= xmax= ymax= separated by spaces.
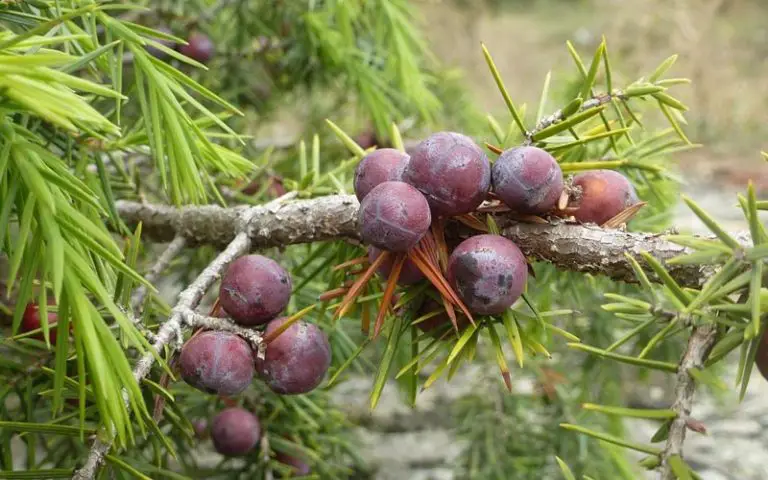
xmin=659 ymin=324 xmax=718 ymax=480
xmin=71 ymin=194 xmax=295 ymax=480
xmin=131 ymin=235 xmax=187 ymax=313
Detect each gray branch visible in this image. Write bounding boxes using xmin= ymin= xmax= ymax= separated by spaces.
xmin=71 ymin=194 xmax=297 ymax=480
xmin=115 ymin=194 xmax=743 ymax=288
xmin=660 ymin=325 xmax=718 ymax=480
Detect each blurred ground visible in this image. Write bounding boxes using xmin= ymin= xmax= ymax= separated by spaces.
xmin=418 ymin=0 xmax=768 ymax=176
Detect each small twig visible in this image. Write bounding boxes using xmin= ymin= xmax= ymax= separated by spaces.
xmin=261 ymin=432 xmax=273 ymax=480
xmin=131 ymin=235 xmax=187 ymax=313
xmin=659 ymin=324 xmax=718 ymax=480
xmin=72 ymin=194 xmax=294 ymax=480
xmin=523 ymin=91 xmax=621 ymax=145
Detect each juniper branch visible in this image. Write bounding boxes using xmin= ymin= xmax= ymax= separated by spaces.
xmin=115 ymin=194 xmax=747 ymax=288
xmin=71 ymin=193 xmax=296 ymax=480
xmin=659 ymin=324 xmax=718 ymax=480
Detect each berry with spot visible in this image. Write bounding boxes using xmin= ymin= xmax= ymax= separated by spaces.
xmin=210 ymin=407 xmax=261 ymax=456
xmin=491 ymin=146 xmax=564 ymax=215
xmin=571 ymin=170 xmax=639 ymax=225
xmin=402 ymin=131 xmax=491 ymax=216
xmin=179 ymin=32 xmax=215 ymax=63
xmin=255 ymin=317 xmax=331 ymax=395
xmin=179 ymin=330 xmax=255 ymax=396
xmin=219 ymin=254 xmax=292 ymax=326
xmin=368 ymin=246 xmax=424 ymax=285
xmin=353 ymin=148 xmax=410 ymax=201
xmin=358 ymin=181 xmax=431 ymax=252
xmin=446 ymin=234 xmax=528 ymax=315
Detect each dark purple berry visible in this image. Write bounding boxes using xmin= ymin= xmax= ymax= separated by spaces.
xmin=571 ymin=170 xmax=639 ymax=225
xmin=211 ymin=407 xmax=261 ymax=456
xmin=491 ymin=146 xmax=563 ymax=214
xmin=179 ymin=330 xmax=255 ymax=396
xmin=219 ymin=254 xmax=292 ymax=327
xmin=353 ymin=148 xmax=410 ymax=201
xmin=255 ymin=317 xmax=331 ymax=395
xmin=368 ymin=246 xmax=424 ymax=285
xmin=179 ymin=32 xmax=214 ymax=63
xmin=446 ymin=234 xmax=528 ymax=315
xmin=402 ymin=131 xmax=491 ymax=216
xmin=358 ymin=181 xmax=431 ymax=252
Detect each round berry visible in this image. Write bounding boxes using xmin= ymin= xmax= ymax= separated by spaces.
xmin=358 ymin=181 xmax=431 ymax=252
xmin=21 ymin=303 xmax=59 ymax=344
xmin=491 ymin=146 xmax=564 ymax=215
xmin=402 ymin=131 xmax=491 ymax=216
xmin=179 ymin=32 xmax=214 ymax=63
xmin=210 ymin=407 xmax=261 ymax=456
xmin=447 ymin=234 xmax=528 ymax=315
xmin=219 ymin=254 xmax=292 ymax=326
xmin=353 ymin=148 xmax=410 ymax=201
xmin=368 ymin=246 xmax=424 ymax=285
xmin=255 ymin=317 xmax=331 ymax=395
xmin=179 ymin=330 xmax=255 ymax=396
xmin=571 ymin=170 xmax=639 ymax=225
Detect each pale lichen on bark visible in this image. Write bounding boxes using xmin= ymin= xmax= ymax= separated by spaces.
xmin=117 ymin=194 xmax=745 ymax=288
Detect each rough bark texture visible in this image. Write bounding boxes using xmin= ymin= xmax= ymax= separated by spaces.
xmin=660 ymin=325 xmax=718 ymax=480
xmin=116 ymin=195 xmax=740 ymax=288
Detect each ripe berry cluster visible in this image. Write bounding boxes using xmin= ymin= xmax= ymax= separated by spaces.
xmin=353 ymin=131 xmax=641 ymax=333
xmin=178 ymin=254 xmax=331 ymax=463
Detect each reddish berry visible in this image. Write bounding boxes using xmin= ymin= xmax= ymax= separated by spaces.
xmin=358 ymin=181 xmax=431 ymax=252
xmin=368 ymin=246 xmax=424 ymax=285
xmin=179 ymin=32 xmax=214 ymax=63
xmin=255 ymin=317 xmax=331 ymax=395
xmin=403 ymin=131 xmax=490 ymax=216
xmin=353 ymin=148 xmax=410 ymax=201
xmin=219 ymin=254 xmax=292 ymax=327
xmin=179 ymin=330 xmax=255 ymax=396
xmin=491 ymin=146 xmax=563 ymax=215
xmin=571 ymin=170 xmax=639 ymax=225
xmin=211 ymin=407 xmax=261 ymax=456
xmin=447 ymin=234 xmax=528 ymax=315
xmin=21 ymin=303 xmax=59 ymax=344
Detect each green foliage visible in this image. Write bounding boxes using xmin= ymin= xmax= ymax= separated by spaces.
xmin=0 ymin=1 xmax=766 ymax=480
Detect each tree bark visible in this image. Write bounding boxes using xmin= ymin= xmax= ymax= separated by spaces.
xmin=116 ymin=195 xmax=741 ymax=288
